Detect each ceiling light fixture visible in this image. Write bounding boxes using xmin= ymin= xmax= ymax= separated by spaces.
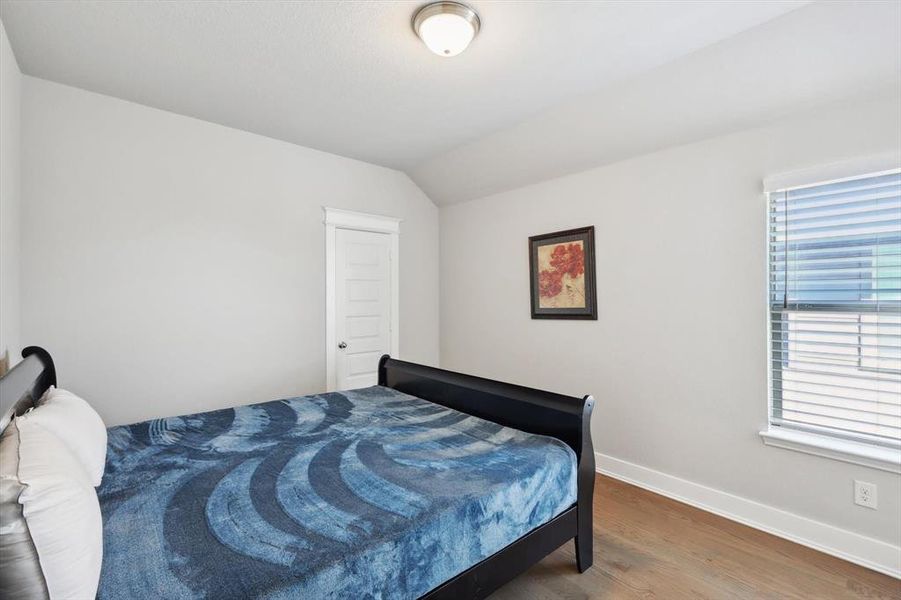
xmin=413 ymin=2 xmax=481 ymax=58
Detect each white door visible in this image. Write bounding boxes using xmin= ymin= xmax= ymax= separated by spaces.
xmin=334 ymin=228 xmax=393 ymax=390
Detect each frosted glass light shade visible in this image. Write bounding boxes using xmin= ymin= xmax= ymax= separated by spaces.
xmin=413 ymin=2 xmax=480 ymax=57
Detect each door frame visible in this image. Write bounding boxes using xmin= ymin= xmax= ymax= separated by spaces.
xmin=324 ymin=207 xmax=401 ymax=392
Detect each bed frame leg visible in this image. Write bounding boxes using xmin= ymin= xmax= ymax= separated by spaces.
xmin=575 ymin=530 xmax=593 ymax=573
xmin=575 ymin=489 xmax=593 ymax=572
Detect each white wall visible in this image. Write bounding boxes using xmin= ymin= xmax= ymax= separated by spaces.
xmin=21 ymin=77 xmax=439 ymax=426
xmin=440 ymin=95 xmax=901 ymax=558
xmin=0 ymin=19 xmax=21 ymax=368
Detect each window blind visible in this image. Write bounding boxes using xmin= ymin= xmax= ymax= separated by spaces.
xmin=768 ymin=169 xmax=901 ymax=447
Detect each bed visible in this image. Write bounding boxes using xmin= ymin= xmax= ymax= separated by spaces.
xmin=0 ymin=347 xmax=595 ymax=599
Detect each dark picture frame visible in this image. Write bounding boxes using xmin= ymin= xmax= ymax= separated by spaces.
xmin=529 ymin=226 xmax=597 ymax=320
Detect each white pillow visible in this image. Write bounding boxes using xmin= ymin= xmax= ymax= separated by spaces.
xmin=1 ymin=417 xmax=103 ymax=599
xmin=24 ymin=387 xmax=107 ymax=486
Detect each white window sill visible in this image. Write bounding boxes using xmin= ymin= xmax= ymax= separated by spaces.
xmin=760 ymin=428 xmax=901 ymax=474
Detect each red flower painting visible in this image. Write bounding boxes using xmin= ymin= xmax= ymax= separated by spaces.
xmin=529 ymin=226 xmax=596 ymax=319
xmin=537 ymin=242 xmax=585 ymax=304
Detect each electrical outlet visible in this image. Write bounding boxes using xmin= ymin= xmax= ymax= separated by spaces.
xmin=854 ymin=480 xmax=877 ymax=509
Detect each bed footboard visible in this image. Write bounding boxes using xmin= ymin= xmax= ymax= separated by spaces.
xmin=378 ymin=356 xmax=596 ymax=597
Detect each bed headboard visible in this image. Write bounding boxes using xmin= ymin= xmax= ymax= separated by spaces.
xmin=0 ymin=346 xmax=56 ymax=434
xmin=378 ymin=355 xmax=594 ymax=463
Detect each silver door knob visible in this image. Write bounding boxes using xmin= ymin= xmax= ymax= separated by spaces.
xmin=338 ymin=341 xmax=347 ymax=349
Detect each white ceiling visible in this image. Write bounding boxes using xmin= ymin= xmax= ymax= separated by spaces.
xmin=1 ymin=1 xmax=897 ymax=206
xmin=413 ymin=0 xmax=901 ymax=204
xmin=1 ymin=4 xmax=805 ymax=164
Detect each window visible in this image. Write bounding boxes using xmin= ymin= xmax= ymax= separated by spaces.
xmin=765 ymin=167 xmax=901 ymax=469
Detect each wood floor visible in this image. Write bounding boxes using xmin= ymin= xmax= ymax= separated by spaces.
xmin=491 ymin=475 xmax=900 ymax=600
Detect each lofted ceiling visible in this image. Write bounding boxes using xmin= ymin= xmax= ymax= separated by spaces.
xmin=1 ymin=1 xmax=898 ymax=205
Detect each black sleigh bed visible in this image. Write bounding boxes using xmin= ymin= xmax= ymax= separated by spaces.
xmin=0 ymin=347 xmax=596 ymax=599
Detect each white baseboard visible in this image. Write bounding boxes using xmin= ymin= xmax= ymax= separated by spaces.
xmin=595 ymin=452 xmax=901 ymax=579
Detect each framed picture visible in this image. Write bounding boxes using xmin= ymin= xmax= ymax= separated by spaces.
xmin=529 ymin=226 xmax=597 ymax=320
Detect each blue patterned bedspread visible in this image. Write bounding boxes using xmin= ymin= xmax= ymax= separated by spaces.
xmin=97 ymin=386 xmax=577 ymax=599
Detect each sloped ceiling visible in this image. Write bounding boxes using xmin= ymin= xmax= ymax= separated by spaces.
xmin=2 ymin=1 xmax=898 ymax=205
xmin=411 ymin=0 xmax=901 ymax=204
